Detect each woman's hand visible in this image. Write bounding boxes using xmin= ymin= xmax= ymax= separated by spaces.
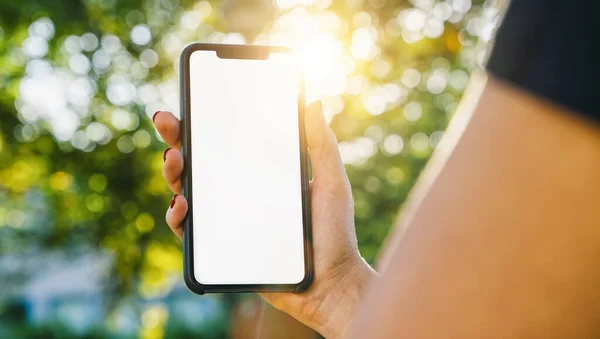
xmin=154 ymin=102 xmax=376 ymax=338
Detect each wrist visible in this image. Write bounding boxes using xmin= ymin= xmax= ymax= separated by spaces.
xmin=313 ymin=257 xmax=377 ymax=338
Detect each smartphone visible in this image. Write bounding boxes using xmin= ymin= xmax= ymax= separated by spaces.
xmin=179 ymin=44 xmax=313 ymax=294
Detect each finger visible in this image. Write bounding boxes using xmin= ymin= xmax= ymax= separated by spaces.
xmin=153 ymin=111 xmax=182 ymax=149
xmin=162 ymin=148 xmax=183 ymax=194
xmin=305 ymin=101 xmax=349 ymax=189
xmin=166 ymin=194 xmax=188 ymax=239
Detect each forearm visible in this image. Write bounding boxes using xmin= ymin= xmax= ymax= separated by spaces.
xmin=257 ymin=302 xmax=318 ymax=339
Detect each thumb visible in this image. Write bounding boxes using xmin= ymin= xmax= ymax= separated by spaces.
xmin=305 ymin=101 xmax=349 ymax=189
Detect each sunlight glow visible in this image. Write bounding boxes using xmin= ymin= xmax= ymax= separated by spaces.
xmin=268 ymin=9 xmax=349 ymax=102
xmin=10 ymin=0 xmax=494 ymax=164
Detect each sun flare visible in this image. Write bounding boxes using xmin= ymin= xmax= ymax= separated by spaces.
xmin=261 ymin=8 xmax=351 ymax=106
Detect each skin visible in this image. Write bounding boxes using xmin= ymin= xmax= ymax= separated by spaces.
xmin=256 ymin=303 xmax=317 ymax=339
xmin=156 ymin=72 xmax=600 ymax=338
xmin=155 ymin=101 xmax=376 ymax=338
xmin=351 ymin=73 xmax=600 ymax=338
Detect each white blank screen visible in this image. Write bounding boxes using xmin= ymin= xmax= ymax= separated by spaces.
xmin=189 ymin=50 xmax=306 ymax=285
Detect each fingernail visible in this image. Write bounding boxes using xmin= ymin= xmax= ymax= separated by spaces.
xmin=170 ymin=194 xmax=178 ymax=209
xmin=163 ymin=148 xmax=171 ymax=162
xmin=152 ymin=111 xmax=160 ymax=123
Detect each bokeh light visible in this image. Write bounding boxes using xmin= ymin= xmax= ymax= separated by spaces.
xmin=0 ymin=0 xmax=502 ymax=336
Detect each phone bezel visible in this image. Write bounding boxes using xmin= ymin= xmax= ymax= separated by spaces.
xmin=179 ymin=43 xmax=313 ymax=294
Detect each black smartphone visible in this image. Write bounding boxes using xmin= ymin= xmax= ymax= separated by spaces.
xmin=179 ymin=43 xmax=313 ymax=294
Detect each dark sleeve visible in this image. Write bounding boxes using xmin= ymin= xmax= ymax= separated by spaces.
xmin=486 ymin=0 xmax=600 ymax=120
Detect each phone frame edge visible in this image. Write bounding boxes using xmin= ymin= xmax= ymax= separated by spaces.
xmin=180 ymin=43 xmax=314 ymax=295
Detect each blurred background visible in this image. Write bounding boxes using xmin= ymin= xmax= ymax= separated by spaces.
xmin=0 ymin=0 xmax=502 ymax=337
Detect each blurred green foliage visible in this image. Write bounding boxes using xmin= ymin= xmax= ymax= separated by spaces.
xmin=0 ymin=0 xmax=498 ymax=336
